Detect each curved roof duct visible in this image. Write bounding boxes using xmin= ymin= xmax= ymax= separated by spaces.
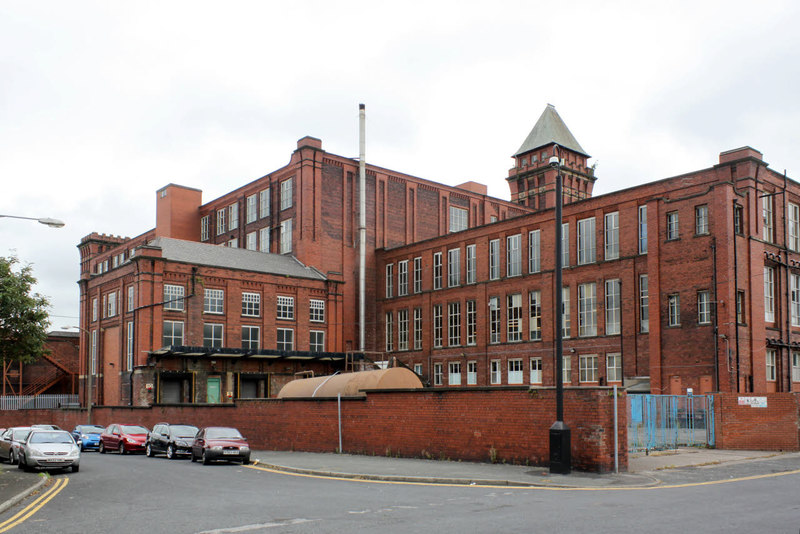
xmin=277 ymin=368 xmax=422 ymax=398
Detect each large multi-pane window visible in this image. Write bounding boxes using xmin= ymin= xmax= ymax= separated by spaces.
xmin=228 ymin=203 xmax=239 ymax=230
xmin=507 ymin=234 xmax=521 ymax=276
xmin=448 ymin=302 xmax=461 ymax=346
xmin=433 ymin=363 xmax=443 ymax=386
xmin=489 ymin=296 xmax=501 ymax=344
xmin=259 ymin=188 xmax=270 ymax=218
xmin=607 ymin=353 xmax=622 ymax=382
xmin=562 ymin=287 xmax=571 ymax=339
xmin=697 ymin=291 xmax=712 ymax=325
xmin=790 ymin=203 xmax=800 ymax=252
xmin=385 ymin=312 xmax=394 ymax=352
xmin=280 ymin=178 xmax=293 ymax=210
xmin=413 ymin=257 xmax=422 ymax=293
xmin=578 ymin=283 xmax=597 ymax=337
xmin=216 ymin=208 xmax=226 ymax=235
xmin=489 ymin=239 xmax=500 ymax=280
xmin=448 ymin=362 xmax=462 ymax=385
xmin=398 ymin=260 xmax=408 ymax=296
xmin=668 ymin=294 xmax=680 ymax=326
xmin=490 ymin=360 xmax=501 ymax=385
xmin=561 ymin=223 xmax=570 ymax=266
xmin=562 ymin=355 xmax=571 ymax=384
xmin=666 ymin=211 xmax=679 ymax=240
xmin=413 ymin=307 xmax=423 ymax=350
xmin=467 ymin=361 xmax=477 ymax=385
xmin=508 ymin=359 xmax=523 ymax=384
xmin=579 ymin=354 xmax=598 ymax=383
xmin=605 ymin=279 xmax=621 ymax=335
xmin=127 ymin=285 xmax=134 ymax=313
xmin=638 ymin=205 xmax=648 ymax=254
xmin=107 ymin=292 xmax=117 ymax=317
xmin=279 ymin=219 xmax=292 ymax=253
xmin=277 ymin=328 xmax=293 ymax=351
xmin=203 ymin=323 xmax=223 ymax=348
xmin=466 ymin=300 xmax=477 ymax=346
xmin=242 ymin=292 xmax=260 ymax=317
xmin=449 ymin=206 xmax=468 ymax=233
xmin=310 ymin=299 xmax=325 ymax=322
xmin=529 ymin=290 xmax=542 ymax=341
xmin=164 ymin=284 xmax=185 ymax=311
xmin=639 ymin=275 xmax=649 ymax=333
xmin=466 ymin=245 xmax=476 ymax=284
xmin=695 ymin=205 xmax=709 ymax=235
xmin=277 ymin=296 xmax=294 ymax=320
xmin=793 ymin=352 xmax=800 ymax=382
xmin=766 ymin=349 xmax=777 ymax=381
xmin=259 ymin=227 xmax=270 ymax=253
xmin=246 ymin=194 xmax=257 ymax=224
xmin=200 ymin=215 xmax=210 ymax=241
xmin=577 ymin=217 xmax=596 ymax=265
xmin=90 ymin=330 xmax=97 ymax=375
xmin=162 ymin=320 xmax=183 ymax=346
xmin=126 ymin=321 xmax=134 ymax=371
xmin=765 ymin=266 xmax=775 ymax=322
xmin=792 ymin=274 xmax=800 ymax=327
xmin=385 ymin=264 xmax=394 ymax=298
xmin=507 ymin=293 xmax=522 ymax=342
xmin=92 ymin=298 xmax=98 ymax=322
xmin=204 ymin=289 xmax=224 ymax=314
xmin=762 ymin=195 xmax=774 ymax=242
xmin=310 ymin=331 xmax=325 ymax=352
xmin=448 ymin=248 xmax=461 ymax=287
xmin=246 ymin=231 xmax=257 ymax=250
xmin=242 ymin=326 xmax=260 ymax=350
xmin=737 ymin=290 xmax=746 ymax=325
xmin=433 ymin=252 xmax=442 ymax=290
xmin=398 ymin=309 xmax=409 ymax=351
xmin=528 ymin=229 xmax=541 ymax=273
xmin=432 ymin=304 xmax=443 ymax=348
xmin=734 ymin=203 xmax=744 ymax=235
xmin=604 ymin=212 xmax=619 ymax=260
xmin=530 ymin=357 xmax=542 ymax=384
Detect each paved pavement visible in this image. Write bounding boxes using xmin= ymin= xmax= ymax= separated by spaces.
xmin=1 ymin=447 xmax=799 ymax=513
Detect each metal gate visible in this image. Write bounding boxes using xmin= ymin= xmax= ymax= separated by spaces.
xmin=627 ymin=394 xmax=715 ymax=452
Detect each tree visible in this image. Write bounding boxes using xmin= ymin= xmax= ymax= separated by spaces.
xmin=0 ymin=256 xmax=51 ymax=363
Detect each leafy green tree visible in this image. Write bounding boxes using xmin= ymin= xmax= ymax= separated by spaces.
xmin=0 ymin=256 xmax=51 ymax=363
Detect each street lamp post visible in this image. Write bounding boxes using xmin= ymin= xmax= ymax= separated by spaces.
xmin=0 ymin=214 xmax=65 ymax=228
xmin=549 ymin=145 xmax=571 ymax=474
xmin=62 ymin=326 xmax=93 ymax=424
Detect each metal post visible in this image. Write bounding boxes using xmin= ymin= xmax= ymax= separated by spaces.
xmin=337 ymin=393 xmax=342 ymax=454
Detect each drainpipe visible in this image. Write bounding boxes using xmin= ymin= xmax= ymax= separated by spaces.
xmin=733 ymin=199 xmax=741 ymax=392
xmin=711 ymin=239 xmax=719 ymax=391
xmin=358 ymin=104 xmax=366 ymax=352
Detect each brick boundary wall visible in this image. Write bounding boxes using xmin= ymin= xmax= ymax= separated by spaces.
xmin=713 ymin=392 xmax=800 ymax=451
xmin=0 ymin=387 xmax=627 ymax=473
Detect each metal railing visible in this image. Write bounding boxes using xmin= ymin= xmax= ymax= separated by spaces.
xmin=0 ymin=394 xmax=79 ymax=411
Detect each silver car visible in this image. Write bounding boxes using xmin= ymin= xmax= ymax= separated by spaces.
xmin=17 ymin=430 xmax=80 ymax=473
xmin=0 ymin=427 xmax=31 ymax=464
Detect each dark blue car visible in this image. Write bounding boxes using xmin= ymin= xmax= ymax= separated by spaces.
xmin=71 ymin=425 xmax=105 ymax=451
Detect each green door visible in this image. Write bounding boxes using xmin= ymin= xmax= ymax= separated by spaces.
xmin=206 ymin=377 xmax=221 ymax=404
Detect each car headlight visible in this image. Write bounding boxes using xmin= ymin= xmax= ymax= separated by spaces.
xmin=175 ymin=440 xmax=189 ymax=447
xmin=240 ymin=446 xmax=250 ymax=451
xmin=211 ymin=446 xmax=223 ymax=451
xmin=29 ymin=448 xmax=43 ymax=456
xmin=81 ymin=434 xmax=89 ymax=439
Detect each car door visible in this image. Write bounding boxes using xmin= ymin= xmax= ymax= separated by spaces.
xmin=154 ymin=425 xmax=167 ymax=453
xmin=0 ymin=430 xmax=11 ymax=461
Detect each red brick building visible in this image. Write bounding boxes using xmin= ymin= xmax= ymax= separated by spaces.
xmin=1 ymin=331 xmax=78 ymax=398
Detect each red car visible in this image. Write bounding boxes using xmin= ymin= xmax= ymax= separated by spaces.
xmin=190 ymin=427 xmax=250 ymax=465
xmin=99 ymin=424 xmax=149 ymax=454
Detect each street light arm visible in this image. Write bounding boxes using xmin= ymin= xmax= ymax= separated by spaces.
xmin=0 ymin=214 xmax=65 ymax=228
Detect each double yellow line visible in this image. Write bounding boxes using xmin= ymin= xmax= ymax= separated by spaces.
xmin=0 ymin=477 xmax=69 ymax=532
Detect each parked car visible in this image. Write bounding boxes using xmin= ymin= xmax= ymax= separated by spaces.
xmin=31 ymin=424 xmax=63 ymax=430
xmin=190 ymin=427 xmax=250 ymax=465
xmin=71 ymin=425 xmax=106 ymax=451
xmin=99 ymin=424 xmax=149 ymax=454
xmin=17 ymin=430 xmax=80 ymax=472
xmin=0 ymin=427 xmax=31 ymax=464
xmin=146 ymin=423 xmax=199 ymax=459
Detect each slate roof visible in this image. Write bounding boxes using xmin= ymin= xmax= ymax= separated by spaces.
xmin=145 ymin=237 xmax=326 ymax=281
xmin=514 ymin=104 xmax=589 ymax=158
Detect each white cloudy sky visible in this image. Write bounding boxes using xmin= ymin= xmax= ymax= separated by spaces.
xmin=2 ymin=0 xmax=799 ymax=331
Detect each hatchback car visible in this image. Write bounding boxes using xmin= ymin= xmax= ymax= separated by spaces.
xmin=72 ymin=425 xmax=106 ymax=451
xmin=99 ymin=424 xmax=149 ymax=454
xmin=190 ymin=427 xmax=250 ymax=465
xmin=146 ymin=423 xmax=199 ymax=459
xmin=0 ymin=427 xmax=31 ymax=464
xmin=17 ymin=430 xmax=80 ymax=472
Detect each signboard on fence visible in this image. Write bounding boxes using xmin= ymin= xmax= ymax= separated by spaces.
xmin=737 ymin=396 xmax=768 ymax=408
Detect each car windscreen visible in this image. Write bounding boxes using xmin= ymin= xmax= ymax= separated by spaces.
xmin=120 ymin=425 xmax=148 ymax=434
xmin=12 ymin=429 xmax=31 ymax=441
xmin=206 ymin=428 xmax=243 ymax=440
xmin=171 ymin=425 xmax=199 ymax=437
xmin=79 ymin=426 xmax=105 ymax=434
xmin=29 ymin=432 xmax=73 ymax=444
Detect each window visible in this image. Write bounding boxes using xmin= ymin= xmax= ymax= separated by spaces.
xmin=385 ymin=264 xmax=394 ymax=298
xmin=216 ymin=208 xmax=226 ymax=235
xmin=164 ymin=285 xmax=185 ymax=311
xmin=433 ymin=252 xmax=442 ymax=290
xmin=204 ymin=289 xmax=224 ymax=314
xmin=277 ymin=296 xmax=294 ymax=320
xmin=448 ymin=302 xmax=461 ymax=346
xmin=737 ymin=290 xmax=746 ymax=325
xmin=413 ymin=257 xmax=422 ymax=293
xmin=530 ymin=357 xmax=542 ymax=384
xmin=766 ymin=349 xmax=776 ymax=381
xmin=90 ymin=330 xmax=97 ymax=375
xmin=577 ymin=217 xmax=596 ymax=265
xmin=126 ymin=321 xmax=134 ymax=371
xmin=107 ymin=292 xmax=117 ymax=317
xmin=638 ymin=205 xmax=648 ymax=254
xmin=433 ymin=363 xmax=443 ymax=386
xmin=507 ymin=293 xmax=522 ymax=342
xmin=259 ymin=227 xmax=270 ymax=253
xmin=639 ymin=275 xmax=649 ymax=333
xmin=448 ymin=361 xmax=461 ymax=385
xmin=466 ymin=245 xmax=476 ymax=284
xmin=489 ymin=296 xmax=501 ymax=344
xmin=793 ymin=352 xmax=800 ymax=382
xmin=449 ymin=206 xmax=467 ymax=233
xmin=246 ymin=231 xmax=257 ymax=250
xmin=490 ymin=360 xmax=501 ymax=385
xmin=259 ymin=188 xmax=270 ymax=218
xmin=507 ymin=234 xmax=521 ymax=276
xmin=432 ymin=304 xmax=442 ymax=348
xmin=666 ymin=211 xmax=679 ymax=240
xmin=228 ymin=203 xmax=239 ymax=230
xmin=489 ymin=239 xmax=500 ymax=280
xmin=562 ymin=355 xmax=571 ymax=384
xmin=398 ymin=309 xmax=409 ymax=351
xmin=561 ymin=223 xmax=570 ymax=267
xmin=242 ymin=292 xmax=260 ymax=317
xmin=242 ymin=326 xmax=260 ymax=350
xmin=762 ymin=194 xmax=774 ymax=242
xmin=696 ymin=205 xmax=709 ymax=235
xmin=279 ymin=219 xmax=292 ymax=253
xmin=466 ymin=300 xmax=477 ymax=346
xmin=203 ymin=323 xmax=223 ymax=348
xmin=467 ymin=361 xmax=477 ymax=385
xmin=578 ymin=283 xmax=597 ymax=337
xmin=227 ymin=238 xmax=238 ymax=248
xmin=280 ymin=178 xmax=293 ymax=210
xmin=790 ymin=203 xmax=800 ymax=252
xmin=201 ymin=215 xmax=210 ymax=241
xmin=579 ymin=354 xmax=598 ymax=383
xmin=607 ymin=353 xmax=622 ymax=382
xmin=127 ymin=285 xmax=134 ymax=312
xmin=528 ymin=229 xmax=541 ymax=273
xmin=765 ymin=266 xmax=775 ymax=322
xmin=398 ymin=260 xmax=408 ymax=296
xmin=508 ymin=359 xmax=523 ymax=384
xmin=604 ymin=212 xmax=619 ymax=260
xmin=529 ymin=290 xmax=542 ymax=341
xmin=600 ymin=279 xmax=620 ymax=336
xmin=413 ymin=308 xmax=423 ymax=350
xmin=698 ymin=290 xmax=712 ymax=325
xmin=414 ymin=363 xmax=423 ymax=376
xmin=448 ymin=248 xmax=461 ymax=287
xmin=792 ymin=274 xmax=800 ymax=327
xmin=92 ymin=298 xmax=98 ymax=322
xmin=734 ymin=204 xmax=744 ymax=235
xmin=668 ymin=294 xmax=680 ymax=326
xmin=277 ymin=328 xmax=294 ymax=351
xmin=310 ymin=299 xmax=325 ymax=322
xmin=163 ymin=320 xmax=183 ymax=346
xmin=310 ymin=331 xmax=325 ymax=353
xmin=562 ymin=287 xmax=571 ymax=339
xmin=246 ymin=194 xmax=257 ymax=224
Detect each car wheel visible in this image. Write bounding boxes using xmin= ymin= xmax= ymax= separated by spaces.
xmin=190 ymin=451 xmax=197 ymax=462
xmin=145 ymin=443 xmax=153 ymax=457
xmin=202 ymin=450 xmax=210 ymax=465
xmin=99 ymin=442 xmax=105 ymax=454
xmin=10 ymin=452 xmax=16 ymax=465
xmin=71 ymin=464 xmax=80 ymax=473
xmin=166 ymin=445 xmax=175 ymax=459
xmin=242 ymin=456 xmax=251 ymax=465
xmin=17 ymin=457 xmax=24 ymax=470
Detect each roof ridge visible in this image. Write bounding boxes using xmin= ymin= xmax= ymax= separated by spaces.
xmin=514 ymin=105 xmax=589 ymax=158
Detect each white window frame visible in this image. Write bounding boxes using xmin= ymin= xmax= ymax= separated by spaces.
xmin=529 ymin=290 xmax=541 ymax=341
xmin=467 ymin=361 xmax=477 ymax=385
xmin=280 ymin=178 xmax=293 ymax=210
xmin=126 ymin=321 xmax=134 ymax=371
xmin=530 ymin=357 xmax=542 ymax=384
xmin=528 ymin=229 xmax=541 ymax=273
xmin=259 ymin=188 xmax=270 ymax=218
xmin=246 ymin=231 xmax=257 ymax=251
xmin=398 ymin=309 xmax=409 ymax=351
xmin=216 ymin=208 xmax=226 ymax=235
xmin=577 ymin=217 xmax=596 ymax=265
xmin=432 ymin=304 xmax=442 ymax=348
xmin=201 ymin=215 xmax=210 ymax=241
xmin=241 ymin=325 xmax=260 ymax=350
xmin=579 ymin=354 xmax=598 ymax=383
xmin=203 ymin=323 xmax=224 ymax=348
xmin=385 ymin=311 xmax=394 ymax=352
xmin=695 ymin=204 xmax=709 ymax=235
xmin=667 ymin=211 xmax=679 ymax=240
xmin=448 ymin=302 xmax=461 ymax=346
xmin=793 ymin=351 xmax=800 ymax=382
xmin=606 ymin=353 xmax=622 ymax=383
xmin=204 ymin=289 xmax=224 ymax=314
xmin=309 ymin=330 xmax=325 ymax=353
xmin=765 ymin=266 xmax=775 ymax=322
xmin=385 ymin=263 xmax=394 ymax=298
xmin=433 ymin=363 xmax=443 ymax=386
xmin=507 ymin=234 xmax=521 ymax=277
xmin=766 ymin=348 xmax=777 ymax=381
xmin=562 ymin=223 xmax=570 ymax=267
xmin=433 ymin=252 xmax=442 ymax=290
xmin=246 ymin=194 xmax=258 ymax=224
xmin=466 ymin=300 xmax=477 ymax=346
xmin=790 ymin=202 xmax=800 ymax=252
xmin=578 ymin=283 xmax=597 ymax=337
xmin=489 ymin=239 xmax=500 ymax=280
xmin=508 ymin=359 xmax=523 ymax=384
xmin=398 ymin=260 xmax=408 ymax=296
xmin=639 ymin=274 xmax=649 ymax=333
xmin=448 ymin=248 xmax=461 ymax=288
xmin=697 ymin=290 xmax=712 ymax=325
xmin=279 ymin=219 xmax=292 ymax=254
xmin=466 ymin=245 xmax=476 ymax=284
xmin=638 ymin=205 xmax=648 ymax=254
xmin=277 ymin=296 xmax=294 ymax=320
xmin=762 ymin=194 xmax=774 ymax=242
xmin=413 ymin=307 xmax=423 ymax=351
xmin=448 ymin=361 xmax=462 ymax=385
xmin=162 ymin=320 xmax=183 ymax=347
xmin=164 ymin=284 xmax=185 ymax=311
xmin=413 ymin=257 xmax=422 ymax=293
xmin=242 ymin=292 xmax=261 ymax=317
xmin=228 ymin=203 xmax=239 ymax=230
xmin=127 ymin=285 xmax=134 ymax=313
xmin=277 ymin=328 xmax=294 ymax=351
xmin=604 ymin=212 xmax=619 ymax=260
xmin=668 ymin=293 xmax=680 ymax=326
xmin=259 ymin=227 xmax=270 ymax=253
xmin=507 ymin=293 xmax=522 ymax=342
xmin=310 ymin=299 xmax=325 ymax=323
xmin=562 ymin=355 xmax=571 ymax=384
xmin=449 ymin=206 xmax=468 ymax=233
xmin=562 ymin=286 xmax=571 ymax=339
xmin=490 ymin=360 xmax=501 ymax=385
xmin=605 ymin=279 xmax=620 ymax=335
xmin=489 ymin=296 xmax=501 ymax=344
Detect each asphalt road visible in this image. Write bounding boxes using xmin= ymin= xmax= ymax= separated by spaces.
xmin=2 ymin=452 xmax=799 ymax=533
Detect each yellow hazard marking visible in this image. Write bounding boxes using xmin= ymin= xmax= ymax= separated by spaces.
xmin=0 ymin=477 xmax=69 ymax=532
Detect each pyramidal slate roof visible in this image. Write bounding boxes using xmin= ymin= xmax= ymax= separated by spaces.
xmin=145 ymin=237 xmax=326 ymax=281
xmin=514 ymin=104 xmax=589 ymax=158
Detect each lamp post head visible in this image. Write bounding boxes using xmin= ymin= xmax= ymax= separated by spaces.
xmin=38 ymin=218 xmax=65 ymax=228
xmin=549 ymin=155 xmax=560 ymax=167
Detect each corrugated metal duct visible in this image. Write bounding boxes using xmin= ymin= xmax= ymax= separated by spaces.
xmin=277 ymin=368 xmax=422 ymax=398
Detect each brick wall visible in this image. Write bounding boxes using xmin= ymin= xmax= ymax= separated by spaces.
xmin=1 ymin=387 xmax=626 ymax=473
xmin=713 ymin=392 xmax=800 ymax=450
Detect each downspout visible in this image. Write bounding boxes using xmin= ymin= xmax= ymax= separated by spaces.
xmin=358 ymin=104 xmax=366 ymax=352
xmin=711 ymin=239 xmax=719 ymax=391
xmin=733 ymin=199 xmax=741 ymax=392
xmin=783 ymin=170 xmax=791 ymax=392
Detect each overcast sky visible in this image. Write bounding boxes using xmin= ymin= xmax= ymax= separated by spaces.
xmin=2 ymin=0 xmax=799 ymax=332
